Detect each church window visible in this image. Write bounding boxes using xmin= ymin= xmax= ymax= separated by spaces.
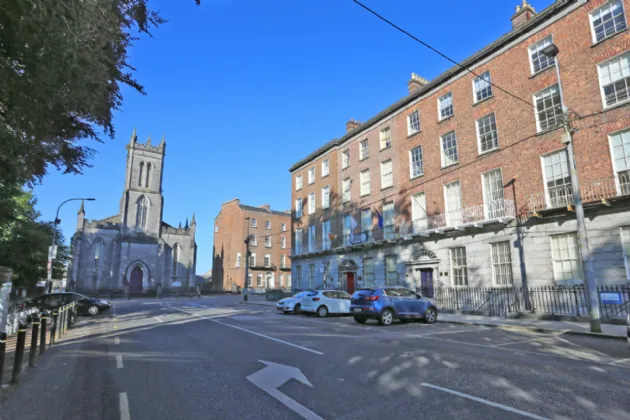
xmin=145 ymin=163 xmax=152 ymax=188
xmin=94 ymin=238 xmax=103 ymax=262
xmin=138 ymin=162 xmax=144 ymax=187
xmin=136 ymin=196 xmax=149 ymax=231
xmin=172 ymin=244 xmax=180 ymax=277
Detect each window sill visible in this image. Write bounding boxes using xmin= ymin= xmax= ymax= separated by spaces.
xmin=308 ymin=182 xmax=314 ymax=186
xmin=441 ymin=162 xmax=459 ymax=170
xmin=380 ymin=145 xmax=392 ymax=152
xmin=360 ymin=193 xmax=371 ymax=198
xmin=410 ymin=173 xmax=424 ymax=181
xmin=407 ymin=130 xmax=421 ymax=139
xmin=472 ymin=95 xmax=494 ymax=107
xmin=438 ymin=115 xmax=454 ymax=124
xmin=359 ymin=156 xmax=369 ymax=162
xmin=381 ymin=185 xmax=394 ymax=191
xmin=342 ymin=166 xmax=349 ymax=171
xmin=528 ymin=65 xmax=555 ymax=80
xmin=602 ymin=99 xmax=630 ymax=113
xmin=535 ymin=125 xmax=563 ymax=137
xmin=590 ymin=28 xmax=629 ymax=48
xmin=478 ymin=147 xmax=500 ymax=158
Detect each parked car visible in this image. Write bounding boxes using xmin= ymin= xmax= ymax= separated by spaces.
xmin=276 ymin=291 xmax=314 ymax=314
xmin=300 ymin=290 xmax=352 ymax=317
xmin=350 ymin=287 xmax=438 ymax=326
xmin=26 ymin=292 xmax=111 ymax=316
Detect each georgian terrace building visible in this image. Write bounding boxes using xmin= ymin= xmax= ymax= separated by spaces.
xmin=289 ymin=0 xmax=630 ymax=296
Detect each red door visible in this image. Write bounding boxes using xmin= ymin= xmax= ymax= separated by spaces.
xmin=346 ymin=273 xmax=355 ymax=294
xmin=129 ymin=266 xmax=143 ymax=293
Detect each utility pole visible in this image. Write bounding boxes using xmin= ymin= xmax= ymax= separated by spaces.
xmin=542 ymin=44 xmax=601 ymax=333
xmin=243 ymin=218 xmax=251 ymax=302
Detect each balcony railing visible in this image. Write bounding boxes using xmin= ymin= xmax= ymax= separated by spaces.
xmin=527 ymin=173 xmax=630 ymax=214
xmin=291 ymin=199 xmax=515 ymax=257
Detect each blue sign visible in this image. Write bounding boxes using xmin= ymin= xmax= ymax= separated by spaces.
xmin=600 ymin=292 xmax=622 ymax=305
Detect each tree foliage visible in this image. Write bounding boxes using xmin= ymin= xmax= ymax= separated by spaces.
xmin=0 ymin=190 xmax=69 ymax=288
xmin=0 ymin=0 xmax=166 ymax=191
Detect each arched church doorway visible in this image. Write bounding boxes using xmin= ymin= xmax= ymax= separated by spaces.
xmin=130 ymin=266 xmax=143 ymax=293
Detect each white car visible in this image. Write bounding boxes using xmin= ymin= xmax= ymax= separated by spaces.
xmin=276 ymin=291 xmax=313 ymax=314
xmin=300 ymin=290 xmax=352 ymax=317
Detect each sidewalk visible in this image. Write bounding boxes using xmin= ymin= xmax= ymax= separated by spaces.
xmin=241 ymin=296 xmax=627 ymax=340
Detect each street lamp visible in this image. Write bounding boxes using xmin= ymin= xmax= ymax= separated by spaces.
xmin=47 ymin=197 xmax=96 ymax=293
xmin=541 ymin=44 xmax=601 ymax=333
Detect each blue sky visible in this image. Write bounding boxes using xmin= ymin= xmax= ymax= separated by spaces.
xmin=33 ymin=0 xmax=552 ymax=274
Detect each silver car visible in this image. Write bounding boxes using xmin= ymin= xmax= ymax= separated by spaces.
xmin=276 ymin=291 xmax=312 ymax=314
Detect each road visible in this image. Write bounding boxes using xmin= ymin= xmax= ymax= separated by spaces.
xmin=2 ymin=295 xmax=630 ymax=420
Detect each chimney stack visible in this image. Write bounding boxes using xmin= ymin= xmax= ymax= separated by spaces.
xmin=346 ymin=119 xmax=361 ymax=133
xmin=408 ymin=73 xmax=429 ymax=94
xmin=259 ymin=204 xmax=271 ymax=211
xmin=511 ymin=0 xmax=536 ymax=29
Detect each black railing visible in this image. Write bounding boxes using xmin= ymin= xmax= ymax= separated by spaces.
xmin=433 ymin=285 xmax=630 ymax=319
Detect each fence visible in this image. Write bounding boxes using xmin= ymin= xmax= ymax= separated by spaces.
xmin=433 ymin=285 xmax=630 ymax=319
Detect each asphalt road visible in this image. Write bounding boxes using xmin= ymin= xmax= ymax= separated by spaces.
xmin=2 ymin=295 xmax=629 ymax=420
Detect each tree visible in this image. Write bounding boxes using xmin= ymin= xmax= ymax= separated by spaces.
xmin=0 ymin=190 xmax=69 ymax=288
xmin=0 ymin=0 xmax=171 ymax=193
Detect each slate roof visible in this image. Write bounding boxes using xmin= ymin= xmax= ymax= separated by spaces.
xmin=239 ymin=204 xmax=291 ymax=217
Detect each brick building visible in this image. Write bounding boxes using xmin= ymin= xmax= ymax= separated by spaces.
xmin=212 ymin=199 xmax=292 ymax=292
xmin=289 ymin=0 xmax=630 ymax=295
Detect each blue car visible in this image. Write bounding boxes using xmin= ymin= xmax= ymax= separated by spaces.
xmin=350 ymin=287 xmax=438 ymax=326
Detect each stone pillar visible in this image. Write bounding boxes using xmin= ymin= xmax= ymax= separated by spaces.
xmin=0 ymin=267 xmax=14 ymax=335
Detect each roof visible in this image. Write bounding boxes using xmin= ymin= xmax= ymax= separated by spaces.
xmin=288 ymin=0 xmax=574 ymax=172
xmin=239 ymin=204 xmax=291 ymax=217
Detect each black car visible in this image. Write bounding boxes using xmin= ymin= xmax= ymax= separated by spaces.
xmin=27 ymin=292 xmax=111 ymax=316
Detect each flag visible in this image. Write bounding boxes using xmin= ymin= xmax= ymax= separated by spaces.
xmin=349 ymin=216 xmax=359 ymax=243
xmin=328 ymin=233 xmax=336 ymax=241
xmin=375 ymin=209 xmax=384 ymax=229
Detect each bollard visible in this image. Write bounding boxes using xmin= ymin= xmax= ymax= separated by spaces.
xmin=10 ymin=323 xmax=28 ymax=384
xmin=40 ymin=312 xmax=48 ymax=355
xmin=50 ymin=309 xmax=58 ymax=345
xmin=29 ymin=314 xmax=40 ymax=367
xmin=0 ymin=332 xmax=6 ymax=386
xmin=68 ymin=303 xmax=74 ymax=329
xmin=60 ymin=306 xmax=66 ymax=336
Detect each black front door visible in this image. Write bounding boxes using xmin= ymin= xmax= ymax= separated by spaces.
xmin=420 ymin=269 xmax=434 ymax=298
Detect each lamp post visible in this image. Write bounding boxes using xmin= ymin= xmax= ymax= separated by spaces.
xmin=47 ymin=198 xmax=96 ymax=294
xmin=541 ymin=44 xmax=601 ymax=333
xmin=243 ymin=218 xmax=251 ymax=302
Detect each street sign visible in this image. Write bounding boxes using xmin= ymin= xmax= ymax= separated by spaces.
xmin=247 ymin=360 xmax=323 ymax=420
xmin=172 ymin=281 xmax=182 ymax=288
xmin=600 ymin=292 xmax=622 ymax=305
xmin=48 ymin=245 xmax=58 ymax=260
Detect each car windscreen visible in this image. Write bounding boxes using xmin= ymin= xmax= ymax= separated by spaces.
xmin=293 ymin=291 xmax=310 ymax=298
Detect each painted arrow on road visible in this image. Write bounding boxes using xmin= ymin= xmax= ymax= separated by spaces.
xmin=247 ymin=360 xmax=325 ymax=420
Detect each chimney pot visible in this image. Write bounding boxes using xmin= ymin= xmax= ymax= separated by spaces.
xmin=511 ymin=0 xmax=536 ymax=29
xmin=408 ymin=73 xmax=429 ymax=94
xmin=346 ymin=119 xmax=362 ymax=133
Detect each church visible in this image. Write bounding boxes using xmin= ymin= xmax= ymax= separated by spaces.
xmin=67 ymin=130 xmax=198 ymax=293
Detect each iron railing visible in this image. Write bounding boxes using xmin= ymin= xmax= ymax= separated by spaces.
xmin=528 ymin=173 xmax=630 ymax=214
xmin=433 ymin=285 xmax=630 ymax=318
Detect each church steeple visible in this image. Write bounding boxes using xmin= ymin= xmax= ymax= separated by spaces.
xmin=146 ymin=134 xmax=152 ymax=147
xmin=129 ymin=127 xmax=137 ymax=145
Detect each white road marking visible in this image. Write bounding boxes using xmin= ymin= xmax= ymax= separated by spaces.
xmin=154 ymin=316 xmax=163 ymax=323
xmin=116 ymin=355 xmax=124 ymax=369
xmin=416 ymin=328 xmax=487 ymax=337
xmin=114 ymin=337 xmax=120 ymax=345
xmin=421 ymin=383 xmax=549 ymax=420
xmin=119 ymin=392 xmax=130 ymax=420
xmin=608 ymin=357 xmax=630 ymax=366
xmin=490 ymin=336 xmax=558 ymax=347
xmin=211 ymin=318 xmax=324 ymax=356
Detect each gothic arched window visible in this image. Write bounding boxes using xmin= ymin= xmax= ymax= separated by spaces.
xmin=172 ymin=244 xmax=180 ymax=278
xmin=136 ymin=196 xmax=149 ymax=231
xmin=94 ymin=238 xmax=104 ymax=262
xmin=145 ymin=163 xmax=152 ymax=188
xmin=138 ymin=162 xmax=144 ymax=187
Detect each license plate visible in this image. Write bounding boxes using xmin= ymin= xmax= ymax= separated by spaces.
xmin=352 ymin=308 xmax=362 ymax=312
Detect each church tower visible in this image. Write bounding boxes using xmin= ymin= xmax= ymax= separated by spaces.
xmin=119 ymin=129 xmax=166 ymax=237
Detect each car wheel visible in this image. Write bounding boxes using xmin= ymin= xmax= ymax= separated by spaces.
xmin=293 ymin=304 xmax=301 ymax=314
xmin=424 ymin=308 xmax=438 ymax=324
xmin=353 ymin=316 xmax=367 ymax=324
xmin=378 ymin=309 xmax=394 ymax=326
xmin=87 ymin=305 xmax=100 ymax=316
xmin=316 ymin=305 xmax=329 ymax=317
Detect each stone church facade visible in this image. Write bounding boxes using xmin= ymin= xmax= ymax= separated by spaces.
xmin=67 ymin=130 xmax=197 ymax=293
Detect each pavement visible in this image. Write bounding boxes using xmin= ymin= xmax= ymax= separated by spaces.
xmin=242 ymin=295 xmax=628 ymax=340
xmin=1 ymin=295 xmax=629 ymax=420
